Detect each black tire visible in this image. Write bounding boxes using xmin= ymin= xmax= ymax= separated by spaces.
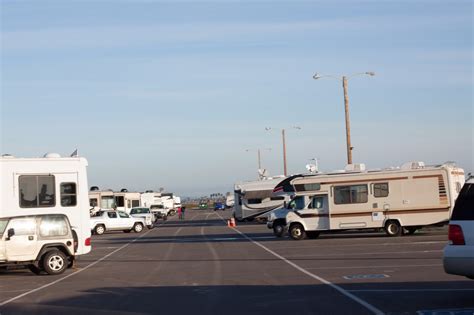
xmin=94 ymin=224 xmax=105 ymax=235
xmin=123 ymin=230 xmax=131 ymax=233
xmin=41 ymin=250 xmax=68 ymax=275
xmin=289 ymin=223 xmax=306 ymax=240
xmin=306 ymin=231 xmax=321 ymax=239
xmin=147 ymin=225 xmax=154 ymax=229
xmin=28 ymin=264 xmax=43 ymax=275
xmin=385 ymin=220 xmax=402 ymax=237
xmin=133 ymin=223 xmax=144 ymax=233
xmin=72 ymin=230 xmax=79 ymax=253
xmin=273 ymin=224 xmax=285 ymax=237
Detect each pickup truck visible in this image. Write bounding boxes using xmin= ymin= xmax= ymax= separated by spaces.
xmin=90 ymin=210 xmax=146 ymax=235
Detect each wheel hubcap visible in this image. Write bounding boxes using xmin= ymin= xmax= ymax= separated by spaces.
xmin=48 ymin=256 xmax=64 ymax=271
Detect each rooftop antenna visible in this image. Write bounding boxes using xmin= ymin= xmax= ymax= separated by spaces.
xmin=306 ymin=157 xmax=319 ymax=174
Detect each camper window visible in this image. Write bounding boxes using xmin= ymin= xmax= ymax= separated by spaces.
xmin=334 ymin=185 xmax=368 ymax=204
xmin=270 ymin=196 xmax=285 ymax=201
xmin=132 ymin=200 xmax=140 ymax=207
xmin=101 ymin=196 xmax=115 ymax=209
xmin=373 ymin=183 xmax=389 ymax=198
xmin=116 ymin=196 xmax=125 ymax=207
xmin=295 ymin=183 xmax=321 ymax=192
xmin=19 ymin=175 xmax=55 ymax=208
xmin=60 ymin=183 xmax=77 ymax=207
xmin=247 ymin=199 xmax=262 ymax=204
xmin=90 ymin=198 xmax=98 ymax=207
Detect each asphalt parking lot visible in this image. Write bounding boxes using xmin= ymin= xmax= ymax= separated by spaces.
xmin=1 ymin=208 xmax=473 ymax=315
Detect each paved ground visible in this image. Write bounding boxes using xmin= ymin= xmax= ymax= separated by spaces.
xmin=1 ymin=209 xmax=473 ymax=315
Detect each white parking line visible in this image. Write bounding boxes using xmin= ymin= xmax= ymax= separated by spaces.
xmin=0 ymin=223 xmax=161 ymax=307
xmin=273 ymin=240 xmax=446 ymax=250
xmin=348 ymin=289 xmax=474 ymax=292
xmin=285 ymin=249 xmax=442 ymax=258
xmin=213 ymin=212 xmax=384 ymax=315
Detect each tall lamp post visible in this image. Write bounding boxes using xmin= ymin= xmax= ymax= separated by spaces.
xmin=245 ymin=148 xmax=272 ymax=170
xmin=265 ymin=126 xmax=301 ymax=176
xmin=313 ymin=72 xmax=375 ymax=165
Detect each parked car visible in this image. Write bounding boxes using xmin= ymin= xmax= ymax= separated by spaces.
xmin=150 ymin=205 xmax=169 ymax=220
xmin=199 ymin=202 xmax=208 ymax=210
xmin=214 ymin=202 xmax=226 ymax=211
xmin=90 ymin=210 xmax=146 ymax=235
xmin=0 ymin=214 xmax=76 ymax=275
xmin=129 ymin=207 xmax=155 ymax=229
xmin=443 ymin=177 xmax=474 ymax=279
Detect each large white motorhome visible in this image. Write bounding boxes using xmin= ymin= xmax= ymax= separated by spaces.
xmin=0 ymin=153 xmax=92 ymax=255
xmin=276 ymin=162 xmax=465 ymax=240
xmin=113 ymin=190 xmax=141 ymax=213
xmin=234 ymin=176 xmax=288 ymax=221
xmin=89 ymin=189 xmax=141 ymax=214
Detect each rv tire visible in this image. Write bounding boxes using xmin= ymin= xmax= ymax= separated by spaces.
xmin=384 ymin=220 xmax=402 ymax=237
xmin=273 ymin=224 xmax=285 ymax=237
xmin=289 ymin=223 xmax=306 ymax=240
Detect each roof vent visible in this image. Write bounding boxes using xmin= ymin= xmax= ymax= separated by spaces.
xmin=44 ymin=153 xmax=61 ymax=158
xmin=401 ymin=161 xmax=425 ymax=170
xmin=90 ymin=186 xmax=100 ymax=191
xmin=1 ymin=154 xmax=15 ymax=158
xmin=345 ymin=163 xmax=366 ymax=172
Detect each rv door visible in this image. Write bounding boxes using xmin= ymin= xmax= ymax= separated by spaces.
xmin=297 ymin=195 xmax=330 ymax=231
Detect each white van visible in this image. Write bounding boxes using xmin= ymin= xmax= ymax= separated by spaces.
xmin=0 ymin=214 xmax=76 ymax=275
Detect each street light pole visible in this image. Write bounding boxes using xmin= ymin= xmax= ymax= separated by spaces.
xmin=342 ymin=76 xmax=352 ymax=164
xmin=313 ymin=72 xmax=374 ymax=165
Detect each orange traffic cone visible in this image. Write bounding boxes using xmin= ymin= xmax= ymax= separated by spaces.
xmin=227 ymin=219 xmax=231 ymax=227
xmin=230 ymin=217 xmax=236 ymax=227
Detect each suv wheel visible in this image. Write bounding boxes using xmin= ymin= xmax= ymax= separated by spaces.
xmin=42 ymin=250 xmax=68 ymax=275
xmin=28 ymin=264 xmax=43 ymax=275
xmin=94 ymin=224 xmax=105 ymax=235
xmin=133 ymin=223 xmax=144 ymax=233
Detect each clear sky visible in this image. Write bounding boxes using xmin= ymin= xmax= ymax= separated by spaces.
xmin=1 ymin=0 xmax=472 ymax=196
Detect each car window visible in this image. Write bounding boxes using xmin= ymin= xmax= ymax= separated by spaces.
xmin=0 ymin=219 xmax=8 ymax=236
xmin=451 ymin=183 xmax=474 ymax=221
xmin=107 ymin=212 xmax=118 ymax=219
xmin=119 ymin=212 xmax=129 ymax=218
xmin=39 ymin=215 xmax=69 ymax=237
xmin=8 ymin=217 xmax=36 ymax=236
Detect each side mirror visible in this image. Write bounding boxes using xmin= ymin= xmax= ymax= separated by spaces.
xmin=6 ymin=228 xmax=15 ymax=240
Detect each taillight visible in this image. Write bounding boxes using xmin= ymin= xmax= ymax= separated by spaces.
xmin=448 ymin=224 xmax=465 ymax=245
xmin=85 ymin=237 xmax=91 ymax=246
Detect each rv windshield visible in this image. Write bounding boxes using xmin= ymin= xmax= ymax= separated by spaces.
xmin=0 ymin=219 xmax=7 ymax=235
xmin=287 ymin=196 xmax=306 ymax=210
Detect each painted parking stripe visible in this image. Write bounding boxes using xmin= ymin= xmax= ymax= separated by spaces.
xmin=285 ymin=249 xmax=442 ymax=258
xmin=214 ymin=212 xmax=384 ymax=315
xmin=349 ymin=289 xmax=474 ymax=292
xmin=305 ymin=264 xmax=442 ymax=270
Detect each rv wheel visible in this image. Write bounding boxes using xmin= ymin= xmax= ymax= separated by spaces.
xmin=384 ymin=220 xmax=402 ymax=237
xmin=273 ymin=224 xmax=285 ymax=237
xmin=289 ymin=223 xmax=306 ymax=240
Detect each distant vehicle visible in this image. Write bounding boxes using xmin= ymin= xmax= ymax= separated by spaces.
xmin=199 ymin=202 xmax=208 ymax=210
xmin=90 ymin=210 xmax=146 ymax=235
xmin=443 ymin=177 xmax=474 ymax=279
xmin=129 ymin=207 xmax=155 ymax=228
xmin=89 ymin=190 xmax=141 ymax=214
xmin=280 ymin=162 xmax=465 ymax=240
xmin=0 ymin=214 xmax=77 ymax=275
xmin=1 ymin=153 xmax=92 ymax=257
xmin=214 ymin=202 xmax=226 ymax=211
xmin=234 ymin=177 xmax=287 ymax=222
xmin=225 ymin=194 xmax=235 ymax=208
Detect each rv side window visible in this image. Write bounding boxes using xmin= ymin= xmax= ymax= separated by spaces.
xmin=116 ymin=196 xmax=125 ymax=207
xmin=247 ymin=199 xmax=262 ymax=204
xmin=19 ymin=175 xmax=55 ymax=208
xmin=270 ymin=196 xmax=285 ymax=201
xmin=90 ymin=198 xmax=98 ymax=207
xmin=373 ymin=183 xmax=389 ymax=198
xmin=334 ymin=185 xmax=368 ymax=204
xmin=101 ymin=196 xmax=115 ymax=209
xmin=60 ymin=183 xmax=77 ymax=207
xmin=132 ymin=200 xmax=140 ymax=207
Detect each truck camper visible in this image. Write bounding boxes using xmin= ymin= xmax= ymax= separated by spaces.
xmin=234 ymin=176 xmax=288 ymax=222
xmin=0 ymin=153 xmax=92 ymax=255
xmin=270 ymin=162 xmax=465 ymax=239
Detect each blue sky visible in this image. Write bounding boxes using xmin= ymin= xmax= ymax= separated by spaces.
xmin=1 ymin=0 xmax=472 ymax=196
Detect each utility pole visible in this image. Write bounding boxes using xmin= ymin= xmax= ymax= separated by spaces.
xmin=282 ymin=129 xmax=287 ymax=176
xmin=342 ymin=76 xmax=352 ymax=165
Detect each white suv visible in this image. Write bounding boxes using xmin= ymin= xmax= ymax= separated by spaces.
xmin=0 ymin=214 xmax=76 ymax=275
xmin=90 ymin=210 xmax=146 ymax=235
xmin=443 ymin=177 xmax=474 ymax=279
